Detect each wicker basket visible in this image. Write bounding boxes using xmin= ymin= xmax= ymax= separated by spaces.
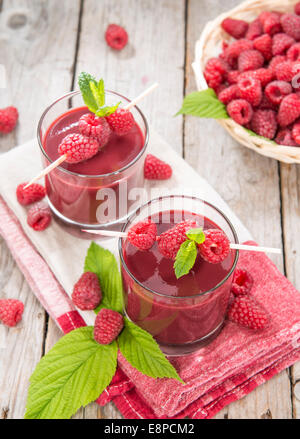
xmin=192 ymin=0 xmax=300 ymax=164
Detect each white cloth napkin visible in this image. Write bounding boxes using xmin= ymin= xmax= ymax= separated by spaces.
xmin=0 ymin=130 xmax=250 ymax=325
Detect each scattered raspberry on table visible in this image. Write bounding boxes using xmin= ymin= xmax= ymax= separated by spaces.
xmin=231 ymin=268 xmax=253 ymax=296
xmin=72 ymin=272 xmax=102 ymax=311
xmin=105 ymin=24 xmax=128 ymax=50
xmin=0 ymin=106 xmax=18 ymax=134
xmin=94 ymin=308 xmax=124 ymax=345
xmin=27 ymin=202 xmax=52 ymax=231
xmin=227 ymin=295 xmax=268 ymax=330
xmin=16 ymin=183 xmax=46 ymax=206
xmin=144 ymin=154 xmax=172 ymax=180
xmin=0 ymin=299 xmax=24 ymax=327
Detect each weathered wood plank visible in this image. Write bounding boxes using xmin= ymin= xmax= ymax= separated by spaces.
xmin=185 ymin=0 xmax=292 ymax=419
xmin=280 ymin=163 xmax=300 ymax=418
xmin=0 ymin=0 xmax=81 ymax=419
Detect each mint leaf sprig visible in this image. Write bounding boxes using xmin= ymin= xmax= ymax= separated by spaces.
xmin=78 ymin=71 xmax=120 ymax=117
xmin=174 ymin=227 xmax=206 ymax=279
xmin=25 ymin=243 xmax=183 ymax=419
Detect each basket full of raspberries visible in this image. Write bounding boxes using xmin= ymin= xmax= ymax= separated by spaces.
xmin=185 ymin=0 xmax=300 ymax=164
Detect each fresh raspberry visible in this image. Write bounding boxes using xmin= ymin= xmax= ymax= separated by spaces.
xmin=226 ymin=70 xmax=240 ymax=84
xmin=276 ymin=128 xmax=298 ymax=145
xmin=265 ymin=80 xmax=292 ymax=105
xmin=258 ymin=11 xmax=272 ymax=26
xmin=0 ymin=106 xmax=18 ymax=134
xmin=239 ymin=69 xmax=273 ymax=88
xmin=259 ymin=93 xmax=278 ymax=111
xmin=72 ymin=272 xmax=102 ymax=311
xmin=275 ymin=61 xmax=300 ymax=82
xmin=287 ymin=43 xmax=300 ymax=61
xmin=227 ymin=99 xmax=253 ymax=125
xmin=218 ymin=85 xmax=240 ymax=104
xmin=272 ymin=33 xmax=295 ymax=56
xmin=253 ymin=34 xmax=272 ymax=60
xmin=238 ymin=49 xmax=264 ymax=72
xmin=278 ymin=93 xmax=300 ymax=127
xmin=94 ymin=308 xmax=124 ymax=344
xmin=105 ymin=108 xmax=135 ymax=136
xmin=251 ymin=109 xmax=277 ymax=139
xmin=231 ymin=268 xmax=253 ymax=296
xmin=237 ymin=76 xmax=262 ymax=107
xmin=280 ymin=13 xmax=300 ymax=41
xmin=292 ymin=121 xmax=300 ymax=144
xmin=105 ymin=24 xmax=128 ymax=50
xmin=227 ymin=295 xmax=268 ymax=330
xmin=204 ymin=69 xmax=223 ymax=90
xmin=16 ymin=182 xmax=45 ymax=206
xmin=127 ymin=220 xmax=157 ymax=250
xmin=295 ymin=2 xmax=300 ymax=16
xmin=0 ymin=299 xmax=24 ymax=327
xmin=224 ymin=39 xmax=253 ymax=69
xmin=269 ymin=55 xmax=286 ymax=76
xmin=58 ymin=133 xmax=99 ymax=163
xmin=262 ymin=12 xmax=282 ymax=36
xmin=78 ymin=113 xmax=111 ymax=147
xmin=27 ymin=202 xmax=52 ymax=231
xmin=144 ymin=154 xmax=172 ymax=180
xmin=246 ymin=19 xmax=263 ymax=40
xmin=157 ymin=220 xmax=197 ymax=260
xmin=215 ymin=83 xmax=227 ymax=96
xmin=221 ymin=17 xmax=248 ymax=39
xmin=198 ymin=229 xmax=230 ymax=264
xmin=205 ymin=57 xmax=228 ymax=76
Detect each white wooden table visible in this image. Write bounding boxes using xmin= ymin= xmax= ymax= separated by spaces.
xmin=0 ymin=0 xmax=299 ymax=419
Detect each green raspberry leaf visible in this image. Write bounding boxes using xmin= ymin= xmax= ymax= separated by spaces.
xmin=24 ymin=327 xmax=117 ymax=419
xmin=118 ymin=318 xmax=184 ymax=384
xmin=186 ymin=227 xmax=206 ymax=244
xmin=78 ymin=72 xmax=99 ymax=113
xmin=96 ymin=102 xmax=121 ymax=117
xmin=84 ymin=242 xmax=124 ymax=313
xmin=176 ymin=89 xmax=229 ymax=119
xmin=244 ymin=128 xmax=277 ymax=144
xmin=174 ymin=239 xmax=197 ymax=279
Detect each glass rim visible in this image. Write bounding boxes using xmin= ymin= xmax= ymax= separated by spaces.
xmin=37 ymin=90 xmax=149 ymax=179
xmin=118 ymin=195 xmax=239 ymax=300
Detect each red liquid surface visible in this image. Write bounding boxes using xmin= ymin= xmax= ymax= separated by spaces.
xmin=122 ymin=211 xmax=236 ymax=352
xmin=43 ymin=107 xmax=145 ymax=225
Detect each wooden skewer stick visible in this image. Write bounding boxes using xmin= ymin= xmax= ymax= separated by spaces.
xmin=24 ymin=83 xmax=159 ymax=188
xmin=82 ymin=229 xmax=282 ymax=255
xmin=24 ymin=155 xmax=67 ymax=189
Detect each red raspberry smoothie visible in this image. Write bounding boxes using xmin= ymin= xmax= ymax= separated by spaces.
xmin=42 ymin=106 xmax=146 ymax=225
xmin=120 ymin=209 xmax=237 ymax=355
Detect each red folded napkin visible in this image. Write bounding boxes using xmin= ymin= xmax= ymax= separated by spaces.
xmin=1 ymin=196 xmax=300 ymax=419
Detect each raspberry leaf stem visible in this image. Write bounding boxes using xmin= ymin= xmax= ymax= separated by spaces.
xmin=118 ymin=318 xmax=184 ymax=383
xmin=174 ymin=239 xmax=198 ymax=279
xmin=176 ymin=89 xmax=229 ymax=119
xmin=25 ymin=327 xmax=118 ymax=419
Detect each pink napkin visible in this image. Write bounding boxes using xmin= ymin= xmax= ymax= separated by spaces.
xmin=1 ymin=195 xmax=300 ymax=419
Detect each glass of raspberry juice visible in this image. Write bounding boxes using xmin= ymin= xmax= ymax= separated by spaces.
xmin=37 ymin=90 xmax=148 ymax=229
xmin=119 ymin=195 xmax=239 ymax=356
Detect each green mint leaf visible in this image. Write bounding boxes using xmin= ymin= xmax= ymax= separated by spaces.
xmin=78 ymin=72 xmax=98 ymax=113
xmin=186 ymin=227 xmax=205 ymax=244
xmin=84 ymin=242 xmax=124 ymax=313
xmin=176 ymin=89 xmax=229 ymax=119
xmin=96 ymin=102 xmax=121 ymax=117
xmin=89 ymin=79 xmax=105 ymax=109
xmin=118 ymin=318 xmax=184 ymax=384
xmin=174 ymin=239 xmax=197 ymax=279
xmin=25 ymin=327 xmax=117 ymax=419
